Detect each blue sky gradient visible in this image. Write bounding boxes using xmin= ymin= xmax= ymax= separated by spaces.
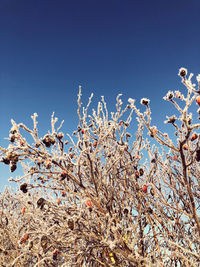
xmin=1 ymin=0 xmax=200 ymax=191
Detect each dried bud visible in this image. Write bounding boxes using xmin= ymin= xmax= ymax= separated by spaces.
xmin=45 ymin=160 xmax=51 ymax=169
xmin=165 ymin=115 xmax=176 ymax=124
xmin=150 ymin=188 xmax=155 ymax=196
xmin=10 ymin=162 xmax=17 ymax=172
xmin=135 ymin=171 xmax=140 ymax=179
xmin=10 ymin=126 xmax=17 ymax=134
xmin=60 ymin=171 xmax=67 ymax=180
xmin=68 ymin=219 xmax=74 ymax=230
xmin=35 ymin=143 xmax=40 ymax=148
xmin=178 ymin=67 xmax=187 ymax=78
xmin=20 ymin=183 xmax=28 ymax=193
xmin=37 ymin=198 xmax=46 ymax=209
xmin=147 ymin=207 xmax=153 ymax=214
xmin=9 ymin=134 xmax=15 ymax=143
xmin=150 ymin=127 xmax=158 ymax=137
xmin=1 ymin=157 xmax=10 ymax=165
xmin=57 ymin=132 xmax=64 ymax=140
xmin=53 ymin=250 xmax=59 ymax=260
xmin=123 ymin=208 xmax=129 ymax=215
xmin=140 ymin=98 xmax=150 ymax=106
xmin=42 ymin=135 xmax=55 ymax=147
xmin=41 ymin=235 xmax=49 ymax=250
xmin=163 ymin=91 xmax=174 ymax=101
xmin=28 ymin=241 xmax=33 ymax=250
xmin=139 ymin=168 xmax=144 ymax=176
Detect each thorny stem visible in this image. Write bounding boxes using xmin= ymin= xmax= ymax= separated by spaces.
xmin=179 ymin=143 xmax=200 ymax=236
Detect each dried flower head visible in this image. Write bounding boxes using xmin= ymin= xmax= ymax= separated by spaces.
xmin=42 ymin=134 xmax=55 ymax=147
xmin=20 ymin=183 xmax=28 ymax=193
xmin=128 ymin=98 xmax=135 ymax=107
xmin=150 ymin=126 xmax=158 ymax=137
xmin=175 ymin=91 xmax=181 ymax=98
xmin=57 ymin=132 xmax=64 ymax=140
xmin=10 ymin=125 xmax=17 ymax=134
xmin=163 ymin=91 xmax=174 ymax=101
xmin=0 ymin=157 xmax=10 ymax=165
xmin=10 ymin=162 xmax=17 ymax=172
xmin=140 ymin=98 xmax=150 ymax=106
xmin=178 ymin=67 xmax=187 ymax=78
xmin=164 ymin=115 xmax=176 ymax=124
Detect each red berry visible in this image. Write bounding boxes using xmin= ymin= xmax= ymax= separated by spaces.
xmin=70 ymin=153 xmax=75 ymax=159
xmin=191 ymin=133 xmax=198 ymax=141
xmin=20 ymin=233 xmax=29 ymax=244
xmin=196 ymin=96 xmax=200 ymax=105
xmin=86 ymin=199 xmax=92 ymax=208
xmin=22 ymin=207 xmax=25 ymax=214
xmin=183 ymin=144 xmax=188 ymax=150
xmin=81 ymin=129 xmax=84 ymax=134
xmin=61 ymin=191 xmax=66 ymax=197
xmin=152 ymin=128 xmax=158 ymax=135
xmin=53 ymin=250 xmax=59 ymax=255
xmin=93 ymin=141 xmax=97 ymax=148
xmin=142 ymin=185 xmax=148 ymax=193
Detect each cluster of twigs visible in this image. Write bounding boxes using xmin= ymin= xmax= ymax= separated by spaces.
xmin=0 ymin=68 xmax=200 ymax=266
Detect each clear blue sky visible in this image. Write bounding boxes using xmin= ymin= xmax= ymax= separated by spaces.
xmin=0 ymin=0 xmax=200 ymax=191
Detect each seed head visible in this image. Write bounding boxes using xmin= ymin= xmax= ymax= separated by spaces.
xmin=178 ymin=67 xmax=187 ymax=78
xmin=140 ymin=98 xmax=150 ymax=106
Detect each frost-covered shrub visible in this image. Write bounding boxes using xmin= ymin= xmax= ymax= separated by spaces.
xmin=0 ymin=68 xmax=200 ymax=266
